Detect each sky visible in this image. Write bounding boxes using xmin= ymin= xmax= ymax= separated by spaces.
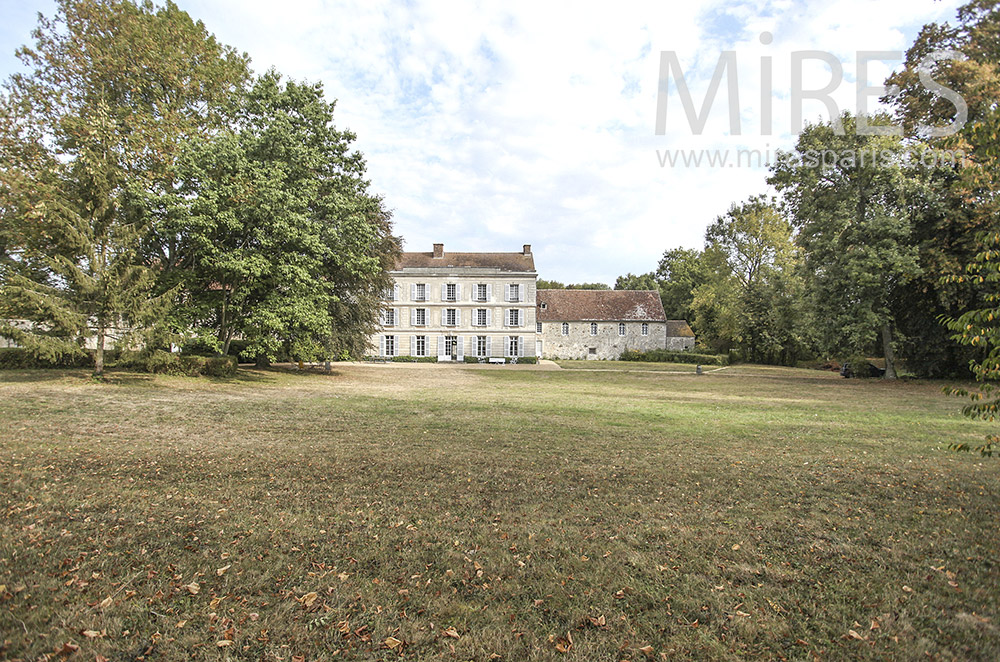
xmin=0 ymin=0 xmax=964 ymax=283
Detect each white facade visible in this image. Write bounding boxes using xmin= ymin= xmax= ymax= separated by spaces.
xmin=371 ymin=244 xmax=538 ymax=360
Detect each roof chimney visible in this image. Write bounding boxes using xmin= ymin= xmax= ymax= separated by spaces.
xmin=522 ymin=244 xmax=532 ymax=255
xmin=433 ymin=243 xmax=444 ymax=258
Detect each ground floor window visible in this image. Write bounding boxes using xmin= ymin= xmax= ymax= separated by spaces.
xmin=444 ymin=335 xmax=458 ymax=356
xmin=414 ymin=335 xmax=426 ymax=356
xmin=508 ymin=335 xmax=520 ymax=357
xmin=562 ymin=322 xmax=569 ymax=335
xmin=641 ymin=323 xmax=649 ymax=336
xmin=619 ymin=322 xmax=626 ymax=336
xmin=476 ymin=335 xmax=488 ymax=357
xmin=383 ymin=335 xmax=396 ymax=357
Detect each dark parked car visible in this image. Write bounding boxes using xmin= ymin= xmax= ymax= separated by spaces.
xmin=840 ymin=362 xmax=885 ymax=378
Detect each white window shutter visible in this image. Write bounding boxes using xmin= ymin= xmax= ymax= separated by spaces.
xmin=393 ymin=283 xmax=400 ymax=301
xmin=487 ymin=309 xmax=492 ymax=327
xmin=441 ymin=284 xmax=447 ymax=300
xmin=487 ymin=284 xmax=493 ymax=302
xmin=519 ymin=337 xmax=525 ymax=357
xmin=411 ymin=283 xmax=416 ymax=300
xmin=456 ymin=284 xmax=462 ymax=301
xmin=437 ymin=335 xmax=445 ymax=357
xmin=393 ymin=308 xmax=399 ymax=326
xmin=457 ymin=337 xmax=464 ymax=360
xmin=410 ymin=335 xmax=417 ymax=356
xmin=516 ymin=310 xmax=522 ymax=327
xmin=486 ymin=336 xmax=492 ymax=357
xmin=379 ymin=336 xmax=385 ymax=357
xmin=504 ymin=284 xmax=511 ymax=302
xmin=411 ymin=308 xmax=416 ymax=325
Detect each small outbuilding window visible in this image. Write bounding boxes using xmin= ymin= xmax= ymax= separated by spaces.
xmin=590 ymin=323 xmax=598 ymax=336
xmin=641 ymin=323 xmax=649 ymax=336
xmin=562 ymin=322 xmax=569 ymax=335
xmin=618 ymin=323 xmax=626 ymax=336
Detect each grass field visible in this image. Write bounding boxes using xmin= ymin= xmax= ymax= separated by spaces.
xmin=1 ymin=363 xmax=998 ymax=660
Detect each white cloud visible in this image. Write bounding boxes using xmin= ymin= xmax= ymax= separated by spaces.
xmin=0 ymin=0 xmax=965 ymax=283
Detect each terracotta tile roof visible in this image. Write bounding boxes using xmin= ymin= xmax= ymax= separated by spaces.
xmin=396 ymin=251 xmax=535 ymax=272
xmin=537 ymin=290 xmax=668 ymax=323
xmin=664 ymin=320 xmax=695 ymax=338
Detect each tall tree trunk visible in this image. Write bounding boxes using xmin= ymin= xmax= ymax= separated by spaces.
xmin=95 ymin=325 xmax=105 ymax=378
xmin=881 ymin=322 xmax=898 ymax=380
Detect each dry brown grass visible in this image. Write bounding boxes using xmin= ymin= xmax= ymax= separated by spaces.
xmin=0 ymin=363 xmax=998 ymax=660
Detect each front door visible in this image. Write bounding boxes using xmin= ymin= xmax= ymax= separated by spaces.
xmin=535 ymin=340 xmax=543 ymax=358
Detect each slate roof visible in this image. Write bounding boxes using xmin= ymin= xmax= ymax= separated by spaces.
xmin=536 ymin=290 xmax=669 ymax=323
xmin=396 ymin=251 xmax=535 ymax=272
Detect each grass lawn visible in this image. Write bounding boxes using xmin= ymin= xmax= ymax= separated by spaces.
xmin=1 ymin=363 xmax=998 ymax=660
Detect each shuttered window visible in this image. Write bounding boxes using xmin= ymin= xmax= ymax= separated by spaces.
xmin=383 ymin=335 xmax=396 ymax=357
xmin=476 ymin=335 xmax=488 ymax=357
xmin=476 ymin=283 xmax=488 ymax=301
xmin=475 ymin=309 xmax=487 ymax=326
xmin=414 ymin=283 xmax=427 ymax=301
xmin=414 ymin=335 xmax=426 ymax=356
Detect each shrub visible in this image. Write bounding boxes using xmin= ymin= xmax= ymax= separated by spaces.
xmin=390 ymin=356 xmax=438 ymax=363
xmin=620 ymin=349 xmax=728 ymax=366
xmin=180 ymin=337 xmax=221 ymax=357
xmin=203 ymin=355 xmax=238 ymax=377
xmin=516 ymin=356 xmax=537 ymax=364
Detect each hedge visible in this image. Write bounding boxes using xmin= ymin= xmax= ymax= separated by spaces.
xmin=619 ymin=348 xmax=729 ymax=366
xmin=0 ymin=348 xmax=238 ymax=377
xmin=0 ymin=348 xmax=93 ymax=369
xmin=116 ymin=352 xmax=238 ymax=377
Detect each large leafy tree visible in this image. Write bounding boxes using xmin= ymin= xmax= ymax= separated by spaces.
xmin=885 ymin=0 xmax=1000 ymax=378
xmin=690 ymin=196 xmax=805 ymax=363
xmin=769 ymin=112 xmax=918 ymax=378
xmin=0 ymin=0 xmax=249 ymax=375
xmin=655 ymin=247 xmax=710 ymax=321
xmin=175 ymin=72 xmax=398 ymax=361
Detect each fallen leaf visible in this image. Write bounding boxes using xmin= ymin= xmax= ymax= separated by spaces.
xmin=56 ymin=642 xmax=80 ymax=656
xmin=902 ymin=585 xmax=913 ymax=593
xmin=301 ymin=591 xmax=318 ymax=607
xmin=731 ymin=544 xmax=741 ymax=551
xmin=588 ymin=615 xmax=606 ymax=628
xmin=81 ymin=630 xmax=102 ymax=638
xmin=183 ymin=582 xmax=200 ymax=595
xmin=217 ymin=639 xmax=233 ymax=647
xmin=443 ymin=627 xmax=460 ymax=639
xmin=638 ymin=644 xmax=655 ymax=656
xmin=384 ymin=636 xmax=403 ymax=649
xmin=847 ymin=629 xmax=866 ymax=641
xmin=176 ymin=620 xmax=187 ymax=629
xmin=98 ymin=596 xmax=113 ymax=609
xmin=216 ymin=565 xmax=231 ymax=577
